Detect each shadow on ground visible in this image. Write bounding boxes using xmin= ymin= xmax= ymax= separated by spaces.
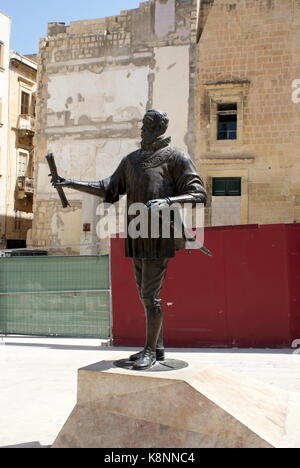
xmin=4 ymin=342 xmax=103 ymax=351
xmin=2 ymin=441 xmax=50 ymax=448
xmin=2 ymin=342 xmax=297 ymax=355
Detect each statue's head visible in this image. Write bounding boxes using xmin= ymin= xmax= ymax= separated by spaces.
xmin=141 ymin=109 xmax=169 ymax=144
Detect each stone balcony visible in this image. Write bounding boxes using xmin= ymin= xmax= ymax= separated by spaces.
xmin=17 ymin=114 xmax=35 ymax=135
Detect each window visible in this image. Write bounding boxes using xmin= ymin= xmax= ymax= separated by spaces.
xmin=217 ymin=103 xmax=237 ymax=140
xmin=7 ymin=239 xmax=26 ymax=249
xmin=213 ymin=177 xmax=241 ymax=196
xmin=21 ymin=91 xmax=30 ymax=115
xmin=204 ymin=81 xmax=249 ymax=147
xmin=17 ymin=151 xmax=28 ymax=177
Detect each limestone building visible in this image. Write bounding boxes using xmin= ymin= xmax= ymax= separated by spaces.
xmin=5 ymin=52 xmax=37 ymax=248
xmin=0 ymin=12 xmax=11 ymax=248
xmin=30 ymin=0 xmax=200 ymax=254
xmin=0 ymin=12 xmax=37 ymax=249
xmin=196 ymin=0 xmax=300 ymax=226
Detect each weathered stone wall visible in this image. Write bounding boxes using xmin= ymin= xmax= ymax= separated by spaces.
xmin=31 ymin=0 xmax=199 ymax=254
xmin=196 ymin=0 xmax=300 ymax=226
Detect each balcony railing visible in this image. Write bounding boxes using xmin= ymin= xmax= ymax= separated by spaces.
xmin=17 ymin=115 xmax=35 ymax=133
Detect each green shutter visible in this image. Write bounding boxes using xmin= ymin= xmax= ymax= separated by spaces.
xmin=213 ymin=178 xmax=241 ymax=196
xmin=213 ymin=178 xmax=227 ymax=196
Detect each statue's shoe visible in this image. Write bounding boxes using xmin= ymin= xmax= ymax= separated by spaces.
xmin=129 ymin=347 xmax=165 ymax=362
xmin=132 ymin=347 xmax=156 ymax=370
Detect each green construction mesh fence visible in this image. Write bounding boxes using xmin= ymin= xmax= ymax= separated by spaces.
xmin=0 ymin=256 xmax=111 ymax=338
xmin=0 ymin=255 xmax=109 ymax=293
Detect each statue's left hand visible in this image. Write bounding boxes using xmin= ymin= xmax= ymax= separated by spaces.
xmin=146 ymin=198 xmax=169 ymax=210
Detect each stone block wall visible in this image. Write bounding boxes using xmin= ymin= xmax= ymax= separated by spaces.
xmin=196 ymin=0 xmax=300 ymax=226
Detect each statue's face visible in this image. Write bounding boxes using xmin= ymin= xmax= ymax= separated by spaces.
xmin=141 ymin=113 xmax=163 ymax=143
xmin=141 ymin=115 xmax=156 ymax=141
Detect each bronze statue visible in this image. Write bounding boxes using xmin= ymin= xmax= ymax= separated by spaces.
xmin=50 ymin=110 xmax=207 ymax=370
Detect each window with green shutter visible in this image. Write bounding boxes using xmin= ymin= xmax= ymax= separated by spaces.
xmin=212 ymin=177 xmax=241 ymax=196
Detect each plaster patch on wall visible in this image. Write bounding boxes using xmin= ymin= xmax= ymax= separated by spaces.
xmin=152 ymin=45 xmax=190 ymax=151
xmin=37 ymin=138 xmax=139 ymax=201
xmin=47 ymin=66 xmax=150 ymax=127
xmin=155 ymin=0 xmax=176 ymax=38
xmin=51 ymin=209 xmax=82 ymax=249
xmin=95 ymin=138 xmax=138 ymax=179
xmin=37 ymin=162 xmax=53 ymax=199
xmin=211 ymin=196 xmax=241 ymax=226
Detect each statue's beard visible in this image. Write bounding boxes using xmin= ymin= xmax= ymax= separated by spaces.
xmin=141 ymin=130 xmax=160 ymax=145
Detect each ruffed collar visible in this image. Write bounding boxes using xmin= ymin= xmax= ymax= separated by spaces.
xmin=140 ymin=136 xmax=171 ymax=152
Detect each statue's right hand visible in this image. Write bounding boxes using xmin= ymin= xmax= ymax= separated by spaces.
xmin=49 ymin=175 xmax=69 ymax=187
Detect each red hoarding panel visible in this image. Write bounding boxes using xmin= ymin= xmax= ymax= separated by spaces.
xmin=111 ymin=237 xmax=145 ymax=347
xmin=223 ymin=225 xmax=291 ymax=347
xmin=286 ymin=224 xmax=300 ymax=341
xmin=111 ymin=224 xmax=296 ymax=348
xmin=161 ymin=231 xmax=230 ymax=348
xmin=111 ymin=232 xmax=231 ymax=348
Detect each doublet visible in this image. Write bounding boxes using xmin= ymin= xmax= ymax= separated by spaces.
xmin=100 ymin=141 xmax=206 ymax=259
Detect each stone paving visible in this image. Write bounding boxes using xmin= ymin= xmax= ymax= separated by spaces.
xmin=0 ymin=336 xmax=299 ymax=448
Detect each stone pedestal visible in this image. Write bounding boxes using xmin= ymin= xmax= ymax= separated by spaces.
xmin=52 ymin=360 xmax=290 ymax=448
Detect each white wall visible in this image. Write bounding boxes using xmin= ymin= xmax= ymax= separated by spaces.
xmin=37 ymin=63 xmax=150 ymax=252
xmin=0 ymin=12 xmax=11 ymax=242
xmin=46 ymin=66 xmax=148 ymax=128
xmin=152 ymin=45 xmax=190 ymax=152
xmin=211 ymin=196 xmax=241 ymax=226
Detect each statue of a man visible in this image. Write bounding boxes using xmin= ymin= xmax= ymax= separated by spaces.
xmin=52 ymin=110 xmax=207 ymax=370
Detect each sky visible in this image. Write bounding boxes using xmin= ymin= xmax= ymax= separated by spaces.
xmin=0 ymin=0 xmax=142 ymax=55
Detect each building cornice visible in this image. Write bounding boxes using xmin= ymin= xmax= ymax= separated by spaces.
xmin=201 ymin=156 xmax=255 ymax=165
xmin=10 ymin=52 xmax=38 ymax=72
xmin=0 ymin=11 xmax=11 ymax=20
